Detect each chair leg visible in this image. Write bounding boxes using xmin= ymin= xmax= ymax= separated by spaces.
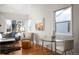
xmin=64 ymin=51 xmax=66 ymax=55
xmin=70 ymin=50 xmax=73 ymax=55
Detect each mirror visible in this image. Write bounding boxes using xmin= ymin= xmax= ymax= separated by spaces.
xmin=55 ymin=6 xmax=72 ymax=34
xmin=6 ymin=19 xmax=24 ymax=32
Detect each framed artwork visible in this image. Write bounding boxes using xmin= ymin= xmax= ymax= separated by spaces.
xmin=35 ymin=18 xmax=45 ymax=31
xmin=35 ymin=22 xmax=44 ymax=30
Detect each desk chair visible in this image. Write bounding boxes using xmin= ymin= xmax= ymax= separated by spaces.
xmin=56 ymin=40 xmax=74 ymax=55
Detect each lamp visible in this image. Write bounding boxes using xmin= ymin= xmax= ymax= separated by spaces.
xmin=20 ymin=27 xmax=25 ymax=32
xmin=20 ymin=27 xmax=25 ymax=38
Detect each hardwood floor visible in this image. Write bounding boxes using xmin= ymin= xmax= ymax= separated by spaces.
xmin=22 ymin=44 xmax=52 ymax=55
xmin=1 ymin=44 xmax=60 ymax=55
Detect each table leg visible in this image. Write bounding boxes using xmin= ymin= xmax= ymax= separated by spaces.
xmin=51 ymin=42 xmax=52 ymax=54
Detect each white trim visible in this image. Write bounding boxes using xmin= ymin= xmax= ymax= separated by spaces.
xmin=56 ymin=32 xmax=72 ymax=36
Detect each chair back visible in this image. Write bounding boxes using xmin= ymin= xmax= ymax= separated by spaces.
xmin=64 ymin=40 xmax=74 ymax=51
xmin=51 ymin=35 xmax=56 ymax=41
xmin=31 ymin=33 xmax=34 ymax=41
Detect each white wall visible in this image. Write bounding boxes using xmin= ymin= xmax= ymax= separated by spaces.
xmin=73 ymin=5 xmax=79 ymax=53
xmin=0 ymin=17 xmax=6 ymax=32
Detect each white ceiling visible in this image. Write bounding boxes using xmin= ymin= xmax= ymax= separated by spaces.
xmin=0 ymin=4 xmax=69 ymax=15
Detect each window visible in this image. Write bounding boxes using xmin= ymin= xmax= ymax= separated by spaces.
xmin=6 ymin=20 xmax=12 ymax=32
xmin=55 ymin=6 xmax=72 ymax=34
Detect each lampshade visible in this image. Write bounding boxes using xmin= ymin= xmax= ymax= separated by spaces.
xmin=20 ymin=27 xmax=25 ymax=32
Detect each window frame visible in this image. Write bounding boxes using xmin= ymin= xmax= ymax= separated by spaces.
xmin=54 ymin=5 xmax=73 ymax=35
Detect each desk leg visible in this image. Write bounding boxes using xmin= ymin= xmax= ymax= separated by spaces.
xmin=55 ymin=41 xmax=56 ymax=55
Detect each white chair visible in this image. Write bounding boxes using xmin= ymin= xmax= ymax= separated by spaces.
xmin=56 ymin=40 xmax=74 ymax=55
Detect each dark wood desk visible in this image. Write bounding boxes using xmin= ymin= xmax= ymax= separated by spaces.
xmin=41 ymin=39 xmax=56 ymax=55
